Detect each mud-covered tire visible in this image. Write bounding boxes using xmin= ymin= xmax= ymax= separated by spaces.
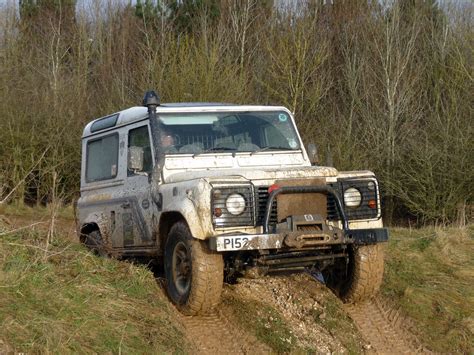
xmin=164 ymin=221 xmax=224 ymax=315
xmin=326 ymin=244 xmax=384 ymax=303
xmin=84 ymin=230 xmax=109 ymax=257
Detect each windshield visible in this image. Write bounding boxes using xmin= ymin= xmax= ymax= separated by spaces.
xmin=155 ymin=111 xmax=301 ymax=155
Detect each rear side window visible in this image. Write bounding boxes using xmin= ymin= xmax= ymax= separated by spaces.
xmin=86 ymin=134 xmax=119 ymax=182
xmin=90 ymin=114 xmax=118 ymax=133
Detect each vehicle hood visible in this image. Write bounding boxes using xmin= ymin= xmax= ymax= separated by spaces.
xmin=163 ymin=165 xmax=339 ymax=183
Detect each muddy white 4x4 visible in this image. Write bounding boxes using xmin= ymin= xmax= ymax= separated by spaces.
xmin=77 ymin=91 xmax=388 ymax=315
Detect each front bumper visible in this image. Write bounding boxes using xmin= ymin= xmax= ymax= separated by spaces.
xmin=208 ymin=228 xmax=389 ymax=252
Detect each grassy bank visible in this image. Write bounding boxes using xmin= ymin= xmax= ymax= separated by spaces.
xmin=0 ymin=221 xmax=187 ymax=353
xmin=382 ymin=226 xmax=474 ymax=353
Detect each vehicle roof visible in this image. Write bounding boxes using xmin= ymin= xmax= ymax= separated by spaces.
xmin=82 ymin=104 xmax=291 ymax=138
xmin=161 ymin=102 xmax=234 ymax=107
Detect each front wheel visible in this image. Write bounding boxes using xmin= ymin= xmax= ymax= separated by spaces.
xmin=164 ymin=221 xmax=224 ymax=315
xmin=325 ymin=244 xmax=385 ymax=303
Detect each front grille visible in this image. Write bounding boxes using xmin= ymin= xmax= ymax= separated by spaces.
xmin=327 ymin=179 xmax=380 ymax=220
xmin=256 ymin=186 xmax=278 ymax=226
xmin=212 ymin=179 xmax=380 ymax=229
xmin=327 ymin=186 xmax=340 ymax=220
xmin=212 ymin=186 xmax=254 ymax=228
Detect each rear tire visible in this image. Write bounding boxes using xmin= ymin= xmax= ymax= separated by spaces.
xmin=164 ymin=221 xmax=224 ymax=315
xmin=84 ymin=230 xmax=109 ymax=257
xmin=326 ymin=244 xmax=384 ymax=303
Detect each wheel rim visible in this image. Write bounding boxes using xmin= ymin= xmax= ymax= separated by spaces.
xmin=172 ymin=241 xmax=191 ymax=296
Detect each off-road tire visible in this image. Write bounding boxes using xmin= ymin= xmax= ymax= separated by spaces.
xmin=164 ymin=221 xmax=224 ymax=315
xmin=326 ymin=244 xmax=384 ymax=303
xmin=85 ymin=230 xmax=109 ymax=257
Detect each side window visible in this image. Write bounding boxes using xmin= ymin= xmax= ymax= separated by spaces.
xmin=86 ymin=134 xmax=119 ymax=182
xmin=128 ymin=125 xmax=153 ymax=174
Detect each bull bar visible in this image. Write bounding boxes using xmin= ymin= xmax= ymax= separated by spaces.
xmin=208 ymin=185 xmax=389 ymax=252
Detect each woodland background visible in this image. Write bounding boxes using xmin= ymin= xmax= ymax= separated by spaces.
xmin=0 ymin=0 xmax=472 ymax=225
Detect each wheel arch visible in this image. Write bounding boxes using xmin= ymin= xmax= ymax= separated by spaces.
xmin=79 ymin=222 xmax=100 ymax=243
xmin=158 ymin=211 xmax=188 ymax=255
xmin=76 ymin=211 xmax=111 ymax=247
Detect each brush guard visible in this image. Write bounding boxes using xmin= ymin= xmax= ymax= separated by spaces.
xmin=208 ymin=185 xmax=388 ymax=252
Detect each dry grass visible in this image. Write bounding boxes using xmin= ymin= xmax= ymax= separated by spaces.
xmin=382 ymin=226 xmax=474 ymax=353
xmin=0 ymin=218 xmax=187 ymax=353
xmin=0 ymin=203 xmax=75 ymax=221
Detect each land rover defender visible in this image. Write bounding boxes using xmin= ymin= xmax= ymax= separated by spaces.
xmin=76 ymin=91 xmax=388 ymax=315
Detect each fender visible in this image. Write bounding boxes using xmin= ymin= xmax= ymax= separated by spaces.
xmin=78 ymin=211 xmax=114 ymax=251
xmin=157 ymin=179 xmax=213 ymax=239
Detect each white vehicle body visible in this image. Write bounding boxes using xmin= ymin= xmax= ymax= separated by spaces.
xmin=76 ymin=94 xmax=388 ymax=314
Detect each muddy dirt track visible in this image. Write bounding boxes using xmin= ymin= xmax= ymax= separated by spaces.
xmin=179 ymin=311 xmax=271 ymax=354
xmin=180 ymin=274 xmax=424 ymax=354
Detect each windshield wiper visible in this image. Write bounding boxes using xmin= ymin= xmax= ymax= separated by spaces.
xmin=193 ymin=146 xmax=296 ymax=157
xmin=193 ymin=147 xmax=236 ymax=157
xmin=250 ymin=146 xmax=297 ymax=155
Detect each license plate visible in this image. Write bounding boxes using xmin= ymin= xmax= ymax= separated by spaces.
xmin=217 ymin=236 xmax=254 ymax=251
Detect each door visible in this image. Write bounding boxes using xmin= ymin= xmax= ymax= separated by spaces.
xmin=119 ymin=123 xmax=157 ymax=248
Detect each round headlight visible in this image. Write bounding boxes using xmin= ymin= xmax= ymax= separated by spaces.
xmin=225 ymin=193 xmax=246 ymax=215
xmin=344 ymin=187 xmax=362 ymax=207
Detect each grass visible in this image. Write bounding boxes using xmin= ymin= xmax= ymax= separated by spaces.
xmin=222 ymin=294 xmax=299 ymax=353
xmin=0 ymin=220 xmax=187 ymax=353
xmin=382 ymin=226 xmax=474 ymax=353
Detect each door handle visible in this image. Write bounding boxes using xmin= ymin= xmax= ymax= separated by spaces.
xmin=121 ymin=202 xmax=131 ymax=209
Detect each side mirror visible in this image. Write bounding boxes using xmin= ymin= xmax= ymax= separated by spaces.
xmin=326 ymin=144 xmax=333 ymax=167
xmin=307 ymin=143 xmax=319 ymax=165
xmin=128 ymin=146 xmax=144 ymax=172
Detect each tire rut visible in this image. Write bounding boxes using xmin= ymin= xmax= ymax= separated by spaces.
xmin=288 ymin=274 xmax=428 ymax=354
xmin=179 ymin=310 xmax=270 ymax=355
xmin=344 ymin=298 xmax=426 ymax=354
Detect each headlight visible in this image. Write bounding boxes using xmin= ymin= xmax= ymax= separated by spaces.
xmin=344 ymin=187 xmax=362 ymax=207
xmin=225 ymin=193 xmax=246 ymax=215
